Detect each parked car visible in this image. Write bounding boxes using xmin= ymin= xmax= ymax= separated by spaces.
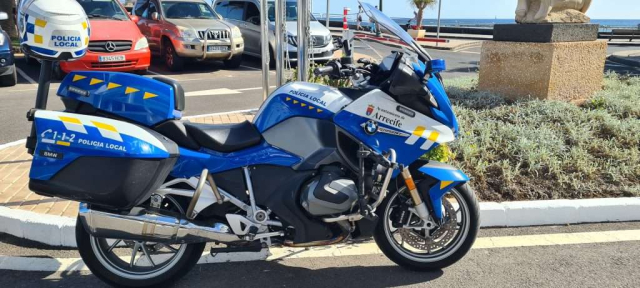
xmin=132 ymin=0 xmax=245 ymax=71
xmin=212 ymin=0 xmax=335 ymax=64
xmin=0 ymin=12 xmax=17 ymax=87
xmin=52 ymin=0 xmax=151 ymax=79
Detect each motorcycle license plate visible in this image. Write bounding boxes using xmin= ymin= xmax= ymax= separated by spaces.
xmin=207 ymin=45 xmax=229 ymax=52
xmin=98 ymin=55 xmax=126 ymax=62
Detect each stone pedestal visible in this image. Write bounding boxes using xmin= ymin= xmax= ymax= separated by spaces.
xmin=407 ymin=29 xmax=426 ymax=39
xmin=478 ymin=24 xmax=607 ymax=102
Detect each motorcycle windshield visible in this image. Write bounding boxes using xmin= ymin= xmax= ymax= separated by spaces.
xmin=359 ymin=2 xmax=431 ymax=61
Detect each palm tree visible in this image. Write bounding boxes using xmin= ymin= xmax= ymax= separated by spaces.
xmin=409 ymin=0 xmax=437 ymax=31
xmin=0 ymin=0 xmax=17 ymax=39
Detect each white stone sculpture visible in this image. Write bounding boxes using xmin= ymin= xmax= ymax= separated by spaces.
xmin=516 ymin=0 xmax=593 ymax=23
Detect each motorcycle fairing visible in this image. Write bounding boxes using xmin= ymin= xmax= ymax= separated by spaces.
xmin=253 ymin=82 xmax=353 ymax=133
xmin=170 ymin=143 xmax=302 ymax=178
xmin=333 ymin=89 xmax=456 ymax=168
xmin=417 ymin=161 xmax=469 ymax=219
xmin=425 ymin=74 xmax=459 ymax=136
xmin=57 ymin=71 xmax=182 ymax=126
xmin=30 ymin=110 xmax=174 ymax=181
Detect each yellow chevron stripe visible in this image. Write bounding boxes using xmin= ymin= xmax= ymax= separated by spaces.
xmin=107 ymin=83 xmax=121 ymax=90
xmin=143 ymin=92 xmax=158 ymax=99
xmin=428 ymin=131 xmax=440 ymax=142
xmin=125 ymin=87 xmax=139 ymax=94
xmin=92 ymin=121 xmax=118 ymax=133
xmin=72 ymin=75 xmax=87 ymax=82
xmin=59 ymin=116 xmax=82 ymax=125
xmin=90 ymin=78 xmax=104 ymax=85
xmin=34 ymin=35 xmax=43 ymax=44
xmin=413 ymin=126 xmax=426 ymax=137
xmin=82 ymin=22 xmax=88 ymax=29
xmin=301 ymin=103 xmax=307 ymax=107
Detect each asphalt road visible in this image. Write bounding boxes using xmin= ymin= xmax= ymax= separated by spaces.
xmin=1 ymin=222 xmax=639 ymax=287
xmin=0 ymin=41 xmax=637 ymax=144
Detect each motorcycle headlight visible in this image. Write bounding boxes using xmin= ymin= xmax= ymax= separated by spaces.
xmin=134 ymin=37 xmax=149 ymax=50
xmin=178 ymin=27 xmax=198 ymax=41
xmin=232 ymin=26 xmax=242 ymax=38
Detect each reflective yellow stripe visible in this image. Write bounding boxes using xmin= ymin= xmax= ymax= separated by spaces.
xmin=440 ymin=181 xmax=453 ymax=189
xmin=59 ymin=116 xmax=82 ymax=125
xmin=35 ymin=19 xmax=47 ymax=28
xmin=413 ymin=126 xmax=426 ymax=137
xmin=428 ymin=131 xmax=440 ymax=142
xmin=143 ymin=92 xmax=158 ymax=99
xmin=34 ymin=35 xmax=43 ymax=44
xmin=90 ymin=78 xmax=104 ymax=85
xmin=107 ymin=83 xmax=121 ymax=90
xmin=72 ymin=75 xmax=86 ymax=82
xmin=92 ymin=121 xmax=118 ymax=133
xmin=56 ymin=141 xmax=71 ymax=147
xmin=125 ymin=87 xmax=139 ymax=94
xmin=82 ymin=22 xmax=88 ymax=29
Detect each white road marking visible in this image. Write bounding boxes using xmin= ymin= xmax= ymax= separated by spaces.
xmin=236 ymin=86 xmax=276 ymax=92
xmin=185 ymin=88 xmax=242 ymax=97
xmin=15 ymin=67 xmax=37 ymax=86
xmin=2 ymin=229 xmax=639 ymax=272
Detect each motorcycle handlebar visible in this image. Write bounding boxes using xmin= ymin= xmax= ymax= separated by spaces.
xmin=313 ymin=66 xmax=335 ymax=76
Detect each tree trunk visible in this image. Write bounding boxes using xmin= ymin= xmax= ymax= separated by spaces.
xmin=0 ymin=0 xmax=18 ymax=40
xmin=416 ymin=8 xmax=424 ymax=31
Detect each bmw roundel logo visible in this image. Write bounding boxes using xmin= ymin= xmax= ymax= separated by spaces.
xmin=364 ymin=120 xmax=379 ymax=135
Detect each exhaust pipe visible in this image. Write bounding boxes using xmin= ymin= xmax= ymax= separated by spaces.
xmin=78 ymin=203 xmax=242 ymax=244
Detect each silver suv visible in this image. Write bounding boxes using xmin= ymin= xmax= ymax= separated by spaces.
xmin=133 ymin=0 xmax=245 ymax=71
xmin=212 ymin=0 xmax=334 ymax=64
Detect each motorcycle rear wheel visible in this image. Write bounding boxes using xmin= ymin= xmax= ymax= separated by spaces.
xmin=76 ymin=197 xmax=206 ymax=287
xmin=374 ymin=183 xmax=480 ymax=271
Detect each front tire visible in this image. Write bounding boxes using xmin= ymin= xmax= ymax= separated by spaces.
xmin=374 ymin=183 xmax=480 ymax=271
xmin=223 ymin=54 xmax=243 ymax=69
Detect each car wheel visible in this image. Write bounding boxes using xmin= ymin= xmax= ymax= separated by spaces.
xmin=0 ymin=66 xmax=18 ymax=87
xmin=164 ymin=41 xmax=184 ymax=72
xmin=223 ymin=55 xmax=243 ymax=69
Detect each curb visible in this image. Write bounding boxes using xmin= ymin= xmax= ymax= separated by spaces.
xmin=1 ymin=197 xmax=638 ymax=248
xmin=608 ymin=55 xmax=640 ymax=68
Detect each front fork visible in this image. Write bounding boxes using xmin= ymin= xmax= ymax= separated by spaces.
xmin=400 ymin=168 xmax=432 ymax=221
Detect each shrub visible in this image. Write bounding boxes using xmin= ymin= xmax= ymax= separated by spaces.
xmin=446 ymin=74 xmax=640 ymax=201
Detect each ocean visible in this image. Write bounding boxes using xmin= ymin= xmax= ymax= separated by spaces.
xmin=322 ymin=16 xmax=640 ymax=32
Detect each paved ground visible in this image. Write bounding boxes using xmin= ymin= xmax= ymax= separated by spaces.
xmin=1 ymin=222 xmax=639 ymax=287
xmin=1 ymin=40 xmax=637 ymax=144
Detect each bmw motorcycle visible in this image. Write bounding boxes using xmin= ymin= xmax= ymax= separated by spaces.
xmin=25 ymin=3 xmax=479 ymax=287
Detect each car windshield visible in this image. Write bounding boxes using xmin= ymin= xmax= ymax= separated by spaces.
xmin=267 ymin=1 xmax=316 ymax=22
xmin=359 ymin=2 xmax=430 ymax=61
xmin=162 ymin=1 xmax=219 ymax=19
xmin=77 ymin=0 xmax=129 ymax=20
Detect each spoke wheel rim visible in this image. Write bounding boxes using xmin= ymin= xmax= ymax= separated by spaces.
xmin=383 ymin=187 xmax=470 ymax=262
xmin=166 ymin=46 xmax=174 ymax=67
xmin=89 ymin=196 xmax=188 ymax=280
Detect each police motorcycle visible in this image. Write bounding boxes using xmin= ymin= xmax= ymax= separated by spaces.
xmin=20 ymin=0 xmax=479 ymax=286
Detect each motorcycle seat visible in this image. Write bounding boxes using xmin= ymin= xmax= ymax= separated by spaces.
xmin=183 ymin=121 xmax=262 ymax=153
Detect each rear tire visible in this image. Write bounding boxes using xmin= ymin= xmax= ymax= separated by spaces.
xmin=0 ymin=66 xmax=17 ymax=87
xmin=163 ymin=41 xmax=184 ymax=71
xmin=374 ymin=183 xmax=480 ymax=271
xmin=223 ymin=55 xmax=242 ymax=69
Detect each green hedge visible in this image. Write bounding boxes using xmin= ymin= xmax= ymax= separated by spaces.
xmin=446 ymin=73 xmax=640 ymax=201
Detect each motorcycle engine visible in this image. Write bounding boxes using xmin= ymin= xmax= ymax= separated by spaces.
xmin=301 ymin=167 xmax=358 ymax=216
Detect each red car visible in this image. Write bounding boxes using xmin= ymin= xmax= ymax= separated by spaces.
xmin=56 ymin=0 xmax=151 ymax=78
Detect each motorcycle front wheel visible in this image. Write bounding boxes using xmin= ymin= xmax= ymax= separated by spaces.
xmin=374 ymin=183 xmax=480 ymax=271
xmin=76 ymin=196 xmax=206 ymax=287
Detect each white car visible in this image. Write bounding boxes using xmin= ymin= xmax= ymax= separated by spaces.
xmin=212 ymin=0 xmax=335 ymax=64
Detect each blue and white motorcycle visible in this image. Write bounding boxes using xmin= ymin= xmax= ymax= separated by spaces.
xmin=26 ymin=3 xmax=479 ymax=287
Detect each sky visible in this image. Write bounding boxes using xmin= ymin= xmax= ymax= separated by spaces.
xmin=312 ymin=0 xmax=640 ymax=20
